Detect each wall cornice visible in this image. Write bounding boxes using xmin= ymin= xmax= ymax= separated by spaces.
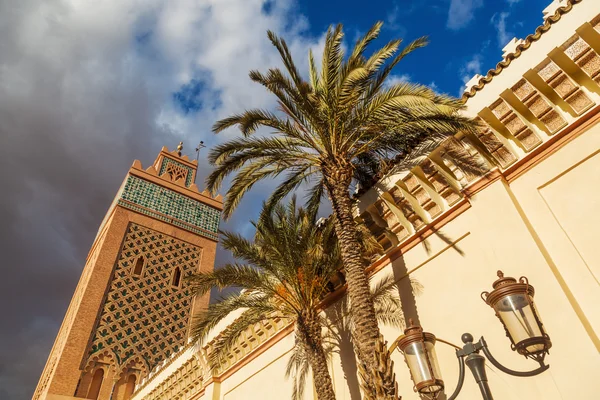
xmin=462 ymin=0 xmax=581 ymax=101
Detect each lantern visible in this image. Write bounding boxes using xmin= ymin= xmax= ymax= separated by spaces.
xmin=481 ymin=271 xmax=551 ymax=361
xmin=397 ymin=320 xmax=444 ymax=399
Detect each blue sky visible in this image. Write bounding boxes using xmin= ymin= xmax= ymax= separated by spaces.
xmin=295 ymin=0 xmax=552 ymax=95
xmin=169 ymin=0 xmax=554 ymax=108
xmin=0 ymin=0 xmax=558 ymax=398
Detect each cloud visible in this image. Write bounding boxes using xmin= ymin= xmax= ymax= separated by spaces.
xmin=446 ymin=0 xmax=484 ymax=30
xmin=491 ymin=12 xmax=513 ymax=48
xmin=384 ymin=2 xmax=407 ymax=37
xmin=385 ymin=74 xmax=412 ymax=86
xmin=458 ymin=54 xmax=483 ymax=93
xmin=0 ymin=0 xmax=324 ymax=398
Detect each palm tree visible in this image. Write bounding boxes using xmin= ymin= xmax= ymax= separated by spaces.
xmin=287 ymin=274 xmax=421 ymax=400
xmin=188 ymin=198 xmax=343 ymax=400
xmin=207 ymin=21 xmax=479 ymax=395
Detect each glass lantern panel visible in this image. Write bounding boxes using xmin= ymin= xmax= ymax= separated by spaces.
xmin=404 ymin=342 xmax=433 ymax=384
xmin=494 ymin=293 xmax=545 ymax=351
xmin=425 ymin=341 xmax=442 ymax=379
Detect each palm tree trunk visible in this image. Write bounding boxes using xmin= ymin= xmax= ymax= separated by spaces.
xmin=325 ymin=177 xmax=398 ymax=399
xmin=325 ymin=179 xmax=380 ymax=359
xmin=307 ymin=343 xmax=337 ymax=400
xmin=298 ymin=314 xmax=337 ymax=400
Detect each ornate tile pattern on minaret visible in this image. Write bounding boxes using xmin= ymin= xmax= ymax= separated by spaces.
xmin=118 ymin=176 xmax=220 ymax=240
xmin=86 ymin=223 xmax=201 ymax=371
xmin=158 ymin=157 xmax=194 ymax=187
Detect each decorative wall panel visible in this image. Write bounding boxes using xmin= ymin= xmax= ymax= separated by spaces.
xmin=511 ymin=78 xmax=567 ymax=133
xmin=536 ymin=59 xmax=595 ymax=115
xmin=159 ymin=157 xmax=194 ymax=187
xmin=118 ymin=176 xmax=220 ymax=241
xmin=490 ymin=98 xmax=542 ymax=151
xmin=86 ymin=223 xmax=202 ymax=372
xmin=562 ymin=36 xmax=600 ymax=84
xmin=472 ymin=118 xmax=518 ymax=168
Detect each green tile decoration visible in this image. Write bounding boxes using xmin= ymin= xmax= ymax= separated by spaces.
xmin=118 ymin=175 xmax=220 ymax=240
xmin=158 ymin=157 xmax=194 ymax=187
xmin=87 ymin=223 xmax=201 ymax=369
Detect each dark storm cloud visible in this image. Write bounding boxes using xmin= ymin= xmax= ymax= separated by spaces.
xmin=0 ymin=3 xmax=167 ymax=399
xmin=0 ymin=1 xmax=323 ymax=398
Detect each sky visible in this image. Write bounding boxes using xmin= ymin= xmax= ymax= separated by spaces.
xmin=0 ymin=0 xmax=555 ymax=398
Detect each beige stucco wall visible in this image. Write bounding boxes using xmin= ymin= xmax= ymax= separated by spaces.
xmin=376 ymin=121 xmax=600 ymax=399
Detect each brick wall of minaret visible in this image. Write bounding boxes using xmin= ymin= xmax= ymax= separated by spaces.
xmin=34 ymin=146 xmax=222 ymax=400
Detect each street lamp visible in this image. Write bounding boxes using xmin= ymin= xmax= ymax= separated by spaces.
xmin=396 ymin=321 xmax=444 ymax=399
xmin=393 ymin=270 xmax=551 ymax=400
xmin=481 ymin=270 xmax=551 ymax=361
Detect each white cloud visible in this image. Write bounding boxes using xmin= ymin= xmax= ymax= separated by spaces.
xmin=386 ymin=74 xmax=412 ymax=86
xmin=459 ymin=54 xmax=483 ymax=93
xmin=385 ymin=3 xmax=406 ymax=36
xmin=446 ymin=0 xmax=484 ymax=30
xmin=491 ymin=12 xmax=513 ymax=48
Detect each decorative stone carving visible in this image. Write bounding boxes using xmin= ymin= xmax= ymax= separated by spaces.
xmin=402 ymin=173 xmax=442 ymax=219
xmin=359 ymin=211 xmax=393 ymax=251
xmin=490 ymin=98 xmax=542 ymax=151
xmin=140 ymin=351 xmax=204 ymax=400
xmin=511 ymin=78 xmax=567 ymax=133
xmin=388 ymin=186 xmax=425 ymax=230
xmin=159 ymin=158 xmax=193 ymax=187
xmin=136 ymin=317 xmax=290 ymax=400
xmin=472 ymin=118 xmax=517 ymax=168
xmin=373 ymin=199 xmax=409 ymax=241
xmin=536 ymin=59 xmax=595 ymax=114
xmin=562 ymin=35 xmax=600 ymax=84
xmin=419 ymin=159 xmax=463 ymax=205
xmin=438 ymin=151 xmax=467 ymax=188
xmin=459 ymin=136 xmax=492 ymax=182
xmin=593 ymin=14 xmax=600 ymax=34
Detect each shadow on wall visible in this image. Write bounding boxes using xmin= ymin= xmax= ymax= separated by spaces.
xmin=324 ymin=298 xmax=362 ymax=400
xmin=392 ymin=229 xmax=464 ymax=327
xmin=320 ymin=229 xmax=465 ymax=399
xmin=387 ymin=231 xmax=465 ymax=400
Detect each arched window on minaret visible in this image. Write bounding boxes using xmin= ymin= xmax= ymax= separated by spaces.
xmin=123 ymin=374 xmax=137 ymax=400
xmin=172 ymin=267 xmax=181 ymax=288
xmin=88 ymin=368 xmax=104 ymax=400
xmin=133 ymin=256 xmax=144 ymax=276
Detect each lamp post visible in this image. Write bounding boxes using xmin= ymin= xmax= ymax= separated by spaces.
xmin=396 ymin=321 xmax=444 ymax=399
xmin=392 ymin=270 xmax=551 ymax=400
xmin=481 ymin=271 xmax=551 ymax=362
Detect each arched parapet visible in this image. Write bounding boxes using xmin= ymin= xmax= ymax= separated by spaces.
xmin=112 ymin=356 xmax=150 ymax=400
xmin=117 ymin=354 xmax=150 ymax=382
xmin=76 ymin=350 xmax=118 ymax=398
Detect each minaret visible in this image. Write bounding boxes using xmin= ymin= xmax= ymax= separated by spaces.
xmin=34 ymin=144 xmax=222 ymax=400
